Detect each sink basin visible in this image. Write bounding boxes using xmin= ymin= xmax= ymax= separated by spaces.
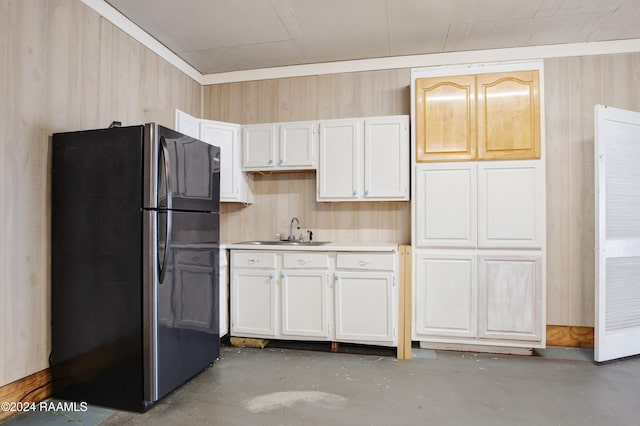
xmin=236 ymin=240 xmax=330 ymax=246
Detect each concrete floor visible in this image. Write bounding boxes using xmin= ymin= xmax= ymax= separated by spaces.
xmin=3 ymin=344 xmax=640 ymax=425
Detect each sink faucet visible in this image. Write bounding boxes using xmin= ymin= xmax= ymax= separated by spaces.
xmin=288 ymin=217 xmax=300 ymax=241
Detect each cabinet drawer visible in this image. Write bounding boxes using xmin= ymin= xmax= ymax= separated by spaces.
xmin=175 ymin=249 xmax=214 ymax=267
xmin=336 ymin=253 xmax=395 ymax=271
xmin=232 ymin=252 xmax=277 ymax=269
xmin=283 ymin=252 xmax=329 ymax=269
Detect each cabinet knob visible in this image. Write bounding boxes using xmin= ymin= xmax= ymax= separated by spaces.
xmin=268 ymin=273 xmax=275 ymax=279
xmin=334 ymin=274 xmax=341 ymax=280
xmin=358 ymin=260 xmax=371 ymax=266
xmin=352 ymin=190 xmax=357 ymax=196
xmin=268 ymin=159 xmax=273 ymax=164
xmin=280 ymin=272 xmax=286 ymax=279
xmin=248 ymin=259 xmax=259 ymax=265
xmin=279 ymin=159 xmax=284 ymax=164
xmin=297 ymin=259 xmax=311 ymax=265
xmin=364 ymin=190 xmax=369 ymax=196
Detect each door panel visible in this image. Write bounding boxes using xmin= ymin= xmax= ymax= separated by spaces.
xmin=334 ymin=272 xmax=394 ymax=343
xmin=318 ymin=120 xmax=360 ymax=199
xmin=595 ymin=105 xmax=640 ymax=362
xmin=415 ymin=75 xmax=476 ymax=162
xmin=477 ymin=254 xmax=542 ymax=342
xmin=281 ymin=271 xmax=329 ymax=338
xmin=364 ymin=117 xmax=408 ymax=199
xmin=478 ymin=160 xmax=544 ymax=249
xmin=477 ymin=70 xmax=540 ymax=160
xmin=416 ymin=163 xmax=477 ymax=248
xmin=414 ymin=252 xmax=476 ymax=338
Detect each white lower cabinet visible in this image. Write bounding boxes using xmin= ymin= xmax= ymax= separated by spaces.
xmin=231 ymin=252 xmax=277 ymax=336
xmin=413 ymin=250 xmax=543 ymax=347
xmin=477 ymin=253 xmax=543 ymax=342
xmin=281 ymin=270 xmax=329 ymax=338
xmin=334 ymin=272 xmax=395 ymax=344
xmin=230 ymin=249 xmax=398 ymax=347
xmin=414 ymin=252 xmax=477 ymax=339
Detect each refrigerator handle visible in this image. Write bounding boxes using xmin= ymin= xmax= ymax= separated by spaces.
xmin=160 ymin=137 xmax=173 ymax=210
xmin=159 ymin=211 xmax=173 ymax=285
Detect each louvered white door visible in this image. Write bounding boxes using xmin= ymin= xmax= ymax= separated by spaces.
xmin=595 ymin=105 xmax=640 ymax=362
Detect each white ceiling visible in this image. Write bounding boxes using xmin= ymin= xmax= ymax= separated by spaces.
xmin=105 ymin=0 xmax=640 ymax=75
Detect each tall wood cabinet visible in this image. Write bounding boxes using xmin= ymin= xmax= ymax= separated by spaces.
xmin=411 ymin=61 xmax=546 ymax=350
xmin=415 ymin=70 xmax=540 ymax=162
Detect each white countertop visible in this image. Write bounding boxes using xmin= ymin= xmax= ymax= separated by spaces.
xmin=228 ymin=241 xmax=398 ymax=252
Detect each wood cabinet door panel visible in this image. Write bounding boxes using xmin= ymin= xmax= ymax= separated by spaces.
xmin=334 ymin=272 xmax=394 ymax=343
xmin=478 ymin=161 xmax=544 ymax=249
xmin=364 ymin=117 xmax=409 ymax=199
xmin=477 ymin=70 xmax=540 ymax=160
xmin=281 ymin=271 xmax=329 ymax=338
xmin=415 ymin=75 xmax=476 ymax=162
xmin=243 ymin=124 xmax=277 ymax=169
xmin=415 ymin=163 xmax=477 ymax=248
xmin=231 ymin=270 xmax=277 ymax=336
xmin=414 ymin=252 xmax=477 ymax=338
xmin=478 ymin=254 xmax=542 ymax=341
xmin=279 ymin=122 xmax=315 ymax=168
xmin=318 ymin=120 xmax=360 ymax=200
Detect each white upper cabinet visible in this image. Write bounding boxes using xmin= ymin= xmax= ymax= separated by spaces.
xmin=280 ymin=122 xmax=316 ymax=168
xmin=176 ymin=110 xmax=200 ymax=139
xmin=242 ymin=121 xmax=317 ymax=171
xmin=477 ymin=160 xmax=544 ymax=249
xmin=199 ymin=120 xmax=253 ymax=204
xmin=364 ymin=117 xmax=409 ymax=199
xmin=318 ymin=115 xmax=409 ymax=202
xmin=415 ymin=163 xmax=477 ymax=248
xmin=318 ymin=119 xmax=361 ymax=200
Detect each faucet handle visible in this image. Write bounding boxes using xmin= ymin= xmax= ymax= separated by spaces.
xmin=306 ymin=229 xmax=313 ymax=241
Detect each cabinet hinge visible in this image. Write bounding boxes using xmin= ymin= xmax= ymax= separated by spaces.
xmin=393 ymin=276 xmax=396 ymax=287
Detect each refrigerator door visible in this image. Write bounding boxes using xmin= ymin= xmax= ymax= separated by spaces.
xmin=144 ymin=124 xmax=220 ymax=213
xmin=143 ymin=209 xmax=220 ymax=403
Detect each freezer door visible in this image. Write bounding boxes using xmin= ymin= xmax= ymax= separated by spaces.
xmin=144 ymin=124 xmax=220 ymax=212
xmin=144 ymin=209 xmax=220 ymax=402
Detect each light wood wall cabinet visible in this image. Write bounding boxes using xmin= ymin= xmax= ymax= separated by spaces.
xmin=242 ymin=121 xmax=317 ymax=171
xmin=415 ymin=70 xmax=540 ymax=162
xmin=317 ymin=115 xmax=409 ymax=201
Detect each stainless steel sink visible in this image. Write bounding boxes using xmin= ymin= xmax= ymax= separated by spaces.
xmin=235 ymin=240 xmax=330 ymax=246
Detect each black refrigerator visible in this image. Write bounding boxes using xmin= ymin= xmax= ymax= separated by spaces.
xmin=51 ymin=123 xmax=220 ymax=411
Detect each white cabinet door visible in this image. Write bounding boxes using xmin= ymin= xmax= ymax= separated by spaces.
xmin=175 ymin=110 xmax=200 ymax=139
xmin=279 ymin=122 xmax=316 ymax=168
xmin=280 ymin=270 xmax=329 ymax=338
xmin=242 ymin=124 xmax=277 ymax=169
xmin=363 ymin=116 xmax=409 ymax=199
xmin=334 ymin=271 xmax=395 ymax=344
xmin=477 ymin=161 xmax=544 ymax=249
xmin=318 ymin=119 xmax=360 ymax=200
xmin=415 ymin=163 xmax=477 ymax=248
xmin=199 ymin=120 xmax=253 ymax=203
xmin=414 ymin=252 xmax=477 ymax=338
xmin=231 ymin=269 xmax=277 ymax=337
xmin=477 ymin=253 xmax=542 ymax=342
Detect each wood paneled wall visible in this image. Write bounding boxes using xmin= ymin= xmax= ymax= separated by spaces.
xmin=544 ymin=53 xmax=640 ymax=326
xmin=0 ymin=0 xmax=201 ymax=387
xmin=203 ymin=71 xmax=412 ymax=244
xmin=204 ymin=54 xmax=640 ymax=328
